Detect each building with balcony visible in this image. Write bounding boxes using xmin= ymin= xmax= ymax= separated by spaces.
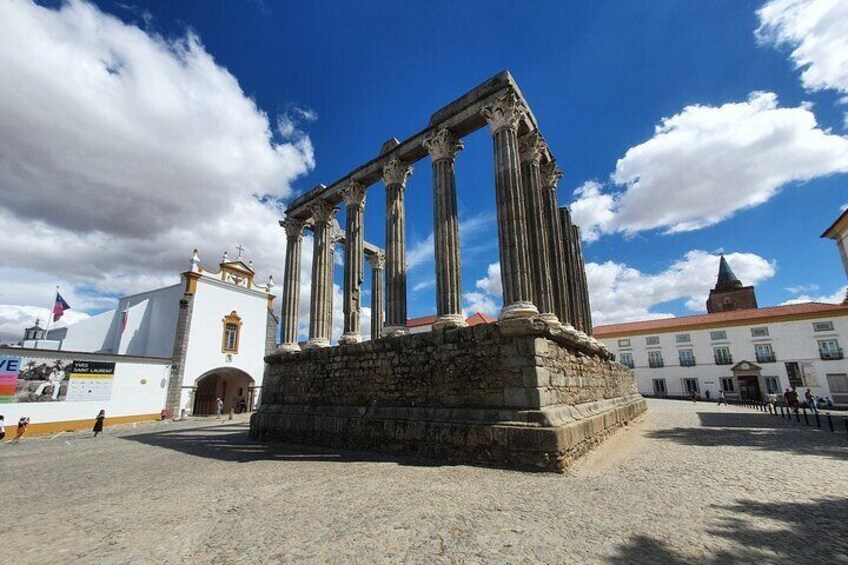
xmin=595 ymin=257 xmax=848 ymax=405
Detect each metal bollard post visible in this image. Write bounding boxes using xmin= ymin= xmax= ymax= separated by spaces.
xmin=828 ymin=413 xmax=835 ymax=432
xmin=780 ymin=406 xmax=785 ymax=418
xmin=803 ymin=408 xmax=809 ymax=426
xmin=815 ymin=412 xmax=821 ymax=428
xmin=795 ymin=409 xmax=801 ymax=423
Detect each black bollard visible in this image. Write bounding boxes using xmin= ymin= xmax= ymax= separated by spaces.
xmin=803 ymin=408 xmax=809 ymax=426
xmin=828 ymin=413 xmax=835 ymax=432
xmin=795 ymin=409 xmax=801 ymax=423
xmin=815 ymin=412 xmax=821 ymax=428
xmin=780 ymin=405 xmax=785 ymax=418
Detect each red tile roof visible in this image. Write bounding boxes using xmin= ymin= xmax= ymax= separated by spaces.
xmin=406 ymin=312 xmax=496 ymax=328
xmin=594 ymin=302 xmax=848 ymax=338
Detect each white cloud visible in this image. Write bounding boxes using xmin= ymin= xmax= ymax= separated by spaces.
xmin=0 ymin=305 xmax=91 ymax=344
xmin=0 ymin=0 xmax=315 ymax=340
xmin=780 ymin=285 xmax=847 ymax=305
xmin=587 ymin=251 xmax=775 ymax=325
xmin=570 ymin=92 xmax=848 ymax=240
xmin=461 ymin=251 xmax=776 ymax=327
xmin=757 ymin=0 xmax=848 ymax=96
xmin=407 ymin=211 xmax=496 ymax=269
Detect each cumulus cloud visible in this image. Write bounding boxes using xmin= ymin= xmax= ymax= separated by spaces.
xmin=569 ymin=92 xmax=848 ymax=240
xmin=757 ymin=0 xmax=848 ymax=96
xmin=460 ymin=251 xmax=776 ymax=327
xmin=0 ymin=0 xmax=315 ymax=339
xmin=0 ymin=305 xmax=91 ymax=345
xmin=780 ymin=285 xmax=847 ymax=305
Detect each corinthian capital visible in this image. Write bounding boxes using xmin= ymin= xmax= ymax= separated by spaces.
xmin=422 ymin=128 xmax=464 ymax=162
xmin=368 ymin=251 xmax=385 ymax=270
xmin=282 ymin=216 xmax=305 ymax=240
xmin=481 ymin=92 xmax=526 ymax=134
xmin=342 ymin=180 xmax=367 ymax=207
xmin=309 ymin=199 xmax=337 ymax=225
xmin=518 ymin=130 xmax=546 ymax=164
xmin=541 ymin=160 xmax=564 ymax=189
xmin=382 ymin=156 xmax=413 ymax=188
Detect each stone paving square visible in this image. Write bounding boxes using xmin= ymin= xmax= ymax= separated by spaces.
xmin=2 ymin=399 xmax=847 ymax=564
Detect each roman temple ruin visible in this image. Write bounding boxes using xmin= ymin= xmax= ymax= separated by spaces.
xmin=251 ymin=71 xmax=646 ymax=472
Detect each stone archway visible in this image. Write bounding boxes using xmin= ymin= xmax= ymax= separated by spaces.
xmin=193 ymin=368 xmax=255 ymax=416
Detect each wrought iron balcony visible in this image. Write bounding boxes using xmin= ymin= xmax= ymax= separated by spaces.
xmin=714 ymin=354 xmax=733 ymax=365
xmin=679 ymin=357 xmax=696 ymax=367
xmin=621 ymin=360 xmax=635 ymax=369
xmin=820 ymin=349 xmax=844 ymax=361
xmin=755 ymin=352 xmax=777 ymax=363
xmin=648 ymin=359 xmax=664 ymax=368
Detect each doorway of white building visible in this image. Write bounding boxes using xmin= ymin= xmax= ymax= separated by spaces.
xmin=193 ymin=368 xmax=255 ymax=415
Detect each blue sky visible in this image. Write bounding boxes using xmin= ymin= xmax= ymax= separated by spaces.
xmin=1 ymin=0 xmax=847 ymax=341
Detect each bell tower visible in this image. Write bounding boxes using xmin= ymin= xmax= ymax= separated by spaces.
xmin=706 ymin=255 xmax=758 ymax=313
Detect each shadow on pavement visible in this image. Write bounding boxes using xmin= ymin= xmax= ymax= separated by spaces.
xmin=119 ymin=423 xmax=453 ymax=468
xmin=645 ymin=409 xmax=848 ymax=462
xmin=608 ymin=497 xmax=848 ymax=563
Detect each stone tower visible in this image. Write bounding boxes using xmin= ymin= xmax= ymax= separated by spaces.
xmin=706 ymin=255 xmax=758 ymax=313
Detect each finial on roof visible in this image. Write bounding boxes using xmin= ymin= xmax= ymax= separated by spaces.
xmin=267 ymin=274 xmax=275 ymax=291
xmin=190 ymin=249 xmax=200 ymax=272
xmin=248 ymin=260 xmax=253 ymax=270
xmin=715 ymin=254 xmax=743 ymax=290
xmin=222 ymin=250 xmax=229 ymax=263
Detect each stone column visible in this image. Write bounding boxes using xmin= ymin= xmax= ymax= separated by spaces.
xmin=519 ymin=131 xmax=558 ymax=326
xmin=559 ymin=207 xmax=583 ymax=333
xmin=277 ymin=217 xmax=304 ymax=352
xmin=572 ymin=224 xmax=594 ymax=335
xmin=382 ymin=156 xmax=413 ymax=336
xmin=541 ymin=161 xmax=572 ymax=328
xmin=482 ymin=93 xmax=538 ymax=320
xmin=423 ymin=127 xmax=466 ymax=329
xmin=340 ymin=181 xmax=367 ymax=345
xmin=306 ymin=200 xmax=337 ymax=348
xmin=369 ymin=251 xmax=385 ymax=339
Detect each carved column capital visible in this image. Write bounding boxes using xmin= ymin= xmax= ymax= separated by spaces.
xmin=342 ymin=180 xmax=367 ymax=207
xmin=282 ymin=217 xmax=305 ymax=241
xmin=541 ymin=160 xmax=564 ymax=189
xmin=309 ymin=200 xmax=337 ymax=225
xmin=481 ymin=92 xmax=527 ymax=134
xmin=422 ymin=128 xmax=464 ymax=162
xmin=382 ymin=156 xmax=413 ymax=188
xmin=369 ymin=251 xmax=385 ymax=270
xmin=518 ymin=131 xmax=546 ymax=164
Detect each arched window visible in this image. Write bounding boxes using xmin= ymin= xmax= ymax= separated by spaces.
xmin=221 ymin=311 xmax=242 ymax=354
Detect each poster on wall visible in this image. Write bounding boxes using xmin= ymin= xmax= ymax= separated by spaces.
xmin=801 ymin=362 xmax=819 ymax=387
xmin=0 ymin=356 xmax=115 ymax=403
xmin=65 ymin=361 xmax=115 ymax=402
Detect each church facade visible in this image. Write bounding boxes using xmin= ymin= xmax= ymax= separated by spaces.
xmin=1 ymin=250 xmax=276 ymax=434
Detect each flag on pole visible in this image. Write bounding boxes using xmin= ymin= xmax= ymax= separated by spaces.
xmin=53 ymin=293 xmax=71 ymax=322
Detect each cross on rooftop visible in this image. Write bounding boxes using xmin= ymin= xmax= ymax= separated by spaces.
xmin=236 ymin=244 xmax=245 ymax=259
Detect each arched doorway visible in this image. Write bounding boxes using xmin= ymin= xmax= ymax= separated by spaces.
xmin=193 ymin=368 xmax=255 ymax=416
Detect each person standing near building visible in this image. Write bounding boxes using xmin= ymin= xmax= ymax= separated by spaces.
xmin=717 ymin=391 xmax=727 ymax=406
xmin=216 ymin=397 xmax=224 ymax=419
xmin=12 ymin=416 xmax=29 ymax=443
xmin=788 ymin=387 xmax=800 ymax=414
xmin=804 ymin=389 xmax=819 ymax=413
xmin=0 ymin=415 xmax=5 ymax=442
xmin=93 ymin=410 xmax=106 ymax=437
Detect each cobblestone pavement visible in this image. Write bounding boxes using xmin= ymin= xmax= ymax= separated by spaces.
xmin=2 ymin=400 xmax=847 ymax=564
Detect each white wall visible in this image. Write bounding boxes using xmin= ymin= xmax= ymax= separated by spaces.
xmin=0 ymin=349 xmax=171 ymax=427
xmin=601 ymin=314 xmax=848 ymax=404
xmin=179 ymin=277 xmax=269 ymax=411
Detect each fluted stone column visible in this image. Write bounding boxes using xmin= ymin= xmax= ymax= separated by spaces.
xmin=340 ymin=181 xmax=367 ymax=345
xmin=382 ymin=156 xmax=413 ymax=336
xmin=559 ymin=207 xmax=585 ymax=333
xmin=369 ymin=251 xmax=385 ymax=339
xmin=423 ymin=128 xmax=466 ymax=329
xmin=306 ymin=200 xmax=337 ymax=349
xmin=519 ymin=131 xmax=558 ymax=326
xmin=277 ymin=217 xmax=305 ymax=352
xmin=572 ymin=224 xmax=594 ymax=335
xmin=541 ymin=161 xmax=573 ymax=328
xmin=482 ymin=93 xmax=538 ymax=320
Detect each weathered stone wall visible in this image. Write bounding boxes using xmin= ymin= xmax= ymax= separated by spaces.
xmin=252 ymin=322 xmax=645 ymax=472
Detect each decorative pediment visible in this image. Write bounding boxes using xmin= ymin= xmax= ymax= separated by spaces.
xmin=730 ymin=360 xmax=762 ymax=373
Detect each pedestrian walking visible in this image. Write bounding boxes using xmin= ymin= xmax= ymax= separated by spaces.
xmin=12 ymin=416 xmax=29 ymax=443
xmin=93 ymin=410 xmax=106 ymax=437
xmin=689 ymin=390 xmax=697 ymax=403
xmin=804 ymin=389 xmax=819 ymax=413
xmin=704 ymin=390 xmax=711 ymax=401
xmin=239 ymin=398 xmax=247 ymax=414
xmin=216 ymin=397 xmax=224 ymax=419
xmin=0 ymin=415 xmax=5 ymax=442
xmin=717 ymin=391 xmax=727 ymax=406
xmin=788 ymin=387 xmax=800 ymax=414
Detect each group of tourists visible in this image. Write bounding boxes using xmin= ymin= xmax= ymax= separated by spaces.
xmin=781 ymin=387 xmax=832 ymax=414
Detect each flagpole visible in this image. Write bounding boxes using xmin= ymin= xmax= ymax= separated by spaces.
xmin=39 ymin=285 xmax=59 ymax=350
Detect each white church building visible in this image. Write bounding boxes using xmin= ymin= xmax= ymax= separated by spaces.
xmin=2 ymin=250 xmax=276 ymax=433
